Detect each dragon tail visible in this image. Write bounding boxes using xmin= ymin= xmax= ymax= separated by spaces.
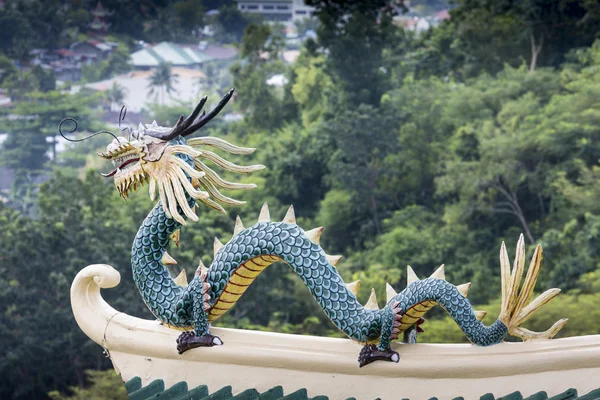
xmin=496 ymin=234 xmax=568 ymax=341
xmin=384 ymin=234 xmax=567 ymax=347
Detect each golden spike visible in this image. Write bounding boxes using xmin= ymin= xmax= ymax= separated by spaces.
xmin=456 ymin=282 xmax=471 ymax=297
xmin=174 ymin=269 xmax=188 ymax=287
xmin=407 ymin=265 xmax=419 ymax=285
xmin=233 ymin=216 xmax=245 ymax=236
xmin=283 ymin=205 xmax=296 ymax=224
xmin=510 ymin=318 xmax=568 ymax=341
xmin=500 ymin=241 xmax=511 ymax=312
xmin=474 ymin=310 xmax=487 ymax=321
xmin=503 ymin=234 xmax=526 ymax=322
xmin=386 ymin=283 xmax=398 ymax=303
xmin=196 ymin=259 xmax=208 ymax=276
xmin=305 ymin=227 xmax=324 ymax=245
xmin=214 ymin=237 xmax=224 ymax=256
xmin=170 ymin=229 xmax=180 ymax=247
xmin=162 ymin=251 xmax=177 ymax=265
xmin=512 ymin=288 xmax=561 ymax=327
xmin=346 ymin=280 xmax=360 ymax=297
xmin=364 ymin=288 xmax=379 ymax=310
xmin=513 ymin=244 xmax=544 ymax=321
xmin=258 ymin=202 xmax=271 ymax=223
xmin=326 ymin=254 xmax=342 ymax=266
xmin=431 ymin=264 xmax=446 ymax=280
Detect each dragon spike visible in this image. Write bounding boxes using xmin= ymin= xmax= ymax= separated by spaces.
xmin=258 ymin=202 xmax=270 ymax=223
xmin=346 ymin=280 xmax=360 ymax=296
xmin=431 ymin=264 xmax=445 ymax=280
xmin=326 ymin=254 xmax=343 ymax=266
xmin=196 ymin=259 xmax=208 ymax=276
xmin=233 ymin=216 xmax=245 ymax=236
xmin=407 ymin=265 xmax=419 ymax=285
xmin=364 ymin=288 xmax=379 ymax=310
xmin=283 ymin=205 xmax=296 ymax=224
xmin=305 ymin=227 xmax=324 ymax=245
xmin=170 ymin=229 xmax=181 ymax=247
xmin=474 ymin=310 xmax=487 ymax=321
xmin=214 ymin=237 xmax=224 ymax=256
xmin=456 ymin=282 xmax=471 ymax=297
xmin=174 ymin=269 xmax=188 ymax=286
xmin=162 ymin=251 xmax=177 ymax=265
xmin=386 ymin=283 xmax=398 ymax=303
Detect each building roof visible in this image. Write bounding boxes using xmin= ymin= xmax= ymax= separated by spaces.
xmin=130 ymin=42 xmax=215 ymax=68
xmin=124 ymin=376 xmax=600 ymax=400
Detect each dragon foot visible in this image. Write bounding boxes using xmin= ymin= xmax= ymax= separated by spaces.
xmin=176 ymin=331 xmax=223 ymax=354
xmin=358 ymin=344 xmax=399 ymax=368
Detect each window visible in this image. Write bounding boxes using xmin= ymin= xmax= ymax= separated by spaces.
xmin=263 ymin=5 xmax=274 ymax=9
xmin=276 ymin=5 xmax=289 ymax=10
xmin=247 ymin=4 xmax=258 ymax=9
xmin=295 ymin=10 xmax=306 ymax=14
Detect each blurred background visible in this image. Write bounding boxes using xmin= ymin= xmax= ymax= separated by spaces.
xmin=0 ymin=0 xmax=599 ymax=398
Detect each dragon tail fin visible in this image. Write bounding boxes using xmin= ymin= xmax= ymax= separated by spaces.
xmin=497 ymin=234 xmax=568 ymax=340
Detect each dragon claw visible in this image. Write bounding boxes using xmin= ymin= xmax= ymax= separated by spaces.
xmin=176 ymin=331 xmax=223 ymax=354
xmin=358 ymin=344 xmax=400 ymax=367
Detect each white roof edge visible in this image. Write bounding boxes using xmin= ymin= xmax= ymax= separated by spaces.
xmin=72 ymin=264 xmax=600 ymax=398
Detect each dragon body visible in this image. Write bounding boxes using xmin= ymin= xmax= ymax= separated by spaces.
xmin=67 ymin=90 xmax=567 ymax=366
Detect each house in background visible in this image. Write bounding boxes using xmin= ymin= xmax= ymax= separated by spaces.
xmin=235 ymin=0 xmax=314 ymax=22
xmin=130 ymin=42 xmax=215 ymax=70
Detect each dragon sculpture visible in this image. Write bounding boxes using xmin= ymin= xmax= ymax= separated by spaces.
xmin=62 ymin=89 xmax=567 ymax=367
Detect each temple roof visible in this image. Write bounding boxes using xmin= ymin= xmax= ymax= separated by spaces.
xmin=124 ymin=376 xmax=600 ymax=400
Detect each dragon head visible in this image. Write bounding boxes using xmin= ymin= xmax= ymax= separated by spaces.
xmin=62 ymin=89 xmax=264 ymax=225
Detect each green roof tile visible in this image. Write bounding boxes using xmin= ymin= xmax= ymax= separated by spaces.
xmin=174 ymin=384 xmax=208 ymax=400
xmin=260 ymin=386 xmax=284 ymax=400
xmin=548 ymin=389 xmax=578 ymax=400
xmin=125 ymin=377 xmax=143 ymax=394
xmin=279 ymin=388 xmax=308 ymax=400
xmin=230 ymin=388 xmax=260 ymax=400
xmin=578 ymin=388 xmax=600 ymax=400
xmin=498 ymin=392 xmax=524 ymax=400
xmin=129 ymin=379 xmax=165 ymax=400
xmin=155 ymin=381 xmax=188 ymax=399
xmin=524 ymin=392 xmax=548 ymax=400
xmin=202 ymin=386 xmax=233 ymax=400
xmin=124 ymin=377 xmax=600 ymax=400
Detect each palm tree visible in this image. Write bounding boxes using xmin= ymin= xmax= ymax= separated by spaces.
xmin=147 ymin=62 xmax=178 ymax=105
xmin=105 ymin=81 xmax=127 ymax=111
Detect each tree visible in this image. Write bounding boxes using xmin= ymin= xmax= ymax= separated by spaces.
xmin=305 ymin=0 xmax=402 ymax=107
xmin=105 ymin=81 xmax=127 ymax=111
xmin=147 ymin=62 xmax=178 ymax=105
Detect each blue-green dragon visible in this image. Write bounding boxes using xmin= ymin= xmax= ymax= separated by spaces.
xmin=64 ymin=90 xmax=566 ymax=367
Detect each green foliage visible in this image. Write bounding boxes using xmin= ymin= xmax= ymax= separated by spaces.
xmin=48 ymin=370 xmax=127 ymax=400
xmin=81 ymin=42 xmax=132 ymax=83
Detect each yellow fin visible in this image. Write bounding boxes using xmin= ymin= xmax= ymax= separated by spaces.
xmin=162 ymin=251 xmax=177 ymax=265
xmin=170 ymin=229 xmax=180 ymax=247
xmin=386 ymin=283 xmax=397 ymax=303
xmin=346 ymin=280 xmax=360 ymax=296
xmin=283 ymin=205 xmax=296 ymax=224
xmin=364 ymin=288 xmax=379 ymax=310
xmin=174 ymin=269 xmax=188 ymax=286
